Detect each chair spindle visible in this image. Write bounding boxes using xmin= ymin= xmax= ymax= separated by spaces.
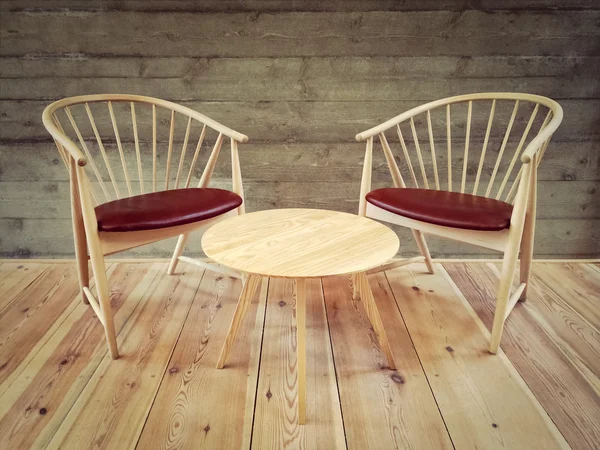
xmin=107 ymin=101 xmax=132 ymax=196
xmin=473 ymin=100 xmax=496 ymax=195
xmin=461 ymin=101 xmax=473 ymax=193
xmin=396 ymin=125 xmax=418 ymax=188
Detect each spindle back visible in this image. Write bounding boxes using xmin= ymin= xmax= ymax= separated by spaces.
xmin=42 ymin=94 xmax=249 ymax=207
xmin=356 ymin=93 xmax=563 ymax=204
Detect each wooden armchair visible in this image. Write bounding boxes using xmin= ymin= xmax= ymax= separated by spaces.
xmin=356 ymin=93 xmax=563 ymax=353
xmin=42 ymin=94 xmax=249 ymax=359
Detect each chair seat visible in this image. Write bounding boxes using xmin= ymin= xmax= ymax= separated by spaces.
xmin=366 ymin=188 xmax=513 ymax=231
xmin=95 ymin=188 xmax=243 ymax=232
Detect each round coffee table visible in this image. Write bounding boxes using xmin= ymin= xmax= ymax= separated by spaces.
xmin=202 ymin=208 xmax=399 ymax=424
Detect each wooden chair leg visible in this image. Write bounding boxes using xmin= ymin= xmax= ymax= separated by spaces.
xmin=72 ymin=208 xmax=89 ymax=304
xmin=519 ymin=223 xmax=535 ymax=302
xmin=216 ymin=274 xmax=262 ymax=369
xmin=167 ymin=233 xmax=189 ymax=275
xmin=88 ymin=246 xmax=119 ymax=359
xmin=489 ymin=245 xmax=520 ymax=354
xmin=296 ymin=278 xmax=307 ymax=425
xmin=354 ymin=272 xmax=396 ymax=369
xmin=412 ymin=230 xmax=435 ymax=274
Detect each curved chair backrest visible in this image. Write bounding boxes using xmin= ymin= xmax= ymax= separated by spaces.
xmin=355 ymin=93 xmax=563 ymax=205
xmin=42 ymin=94 xmax=249 ymax=207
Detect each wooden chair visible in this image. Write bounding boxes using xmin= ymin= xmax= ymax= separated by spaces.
xmin=42 ymin=94 xmax=249 ymax=359
xmin=356 ymin=93 xmax=563 ymax=353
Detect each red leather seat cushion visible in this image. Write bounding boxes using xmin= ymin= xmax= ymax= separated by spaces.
xmin=95 ymin=188 xmax=242 ymax=232
xmin=366 ymin=188 xmax=513 ymax=231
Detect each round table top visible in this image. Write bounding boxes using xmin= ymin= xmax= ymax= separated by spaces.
xmin=202 ymin=208 xmax=399 ymax=278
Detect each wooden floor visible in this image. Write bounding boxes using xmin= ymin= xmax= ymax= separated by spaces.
xmin=0 ymin=260 xmax=598 ymax=449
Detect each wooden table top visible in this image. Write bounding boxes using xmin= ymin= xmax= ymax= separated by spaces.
xmin=201 ymin=208 xmax=399 ymax=278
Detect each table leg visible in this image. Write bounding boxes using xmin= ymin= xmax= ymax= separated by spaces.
xmin=216 ymin=274 xmax=262 ymax=369
xmin=354 ymin=272 xmax=397 ymax=370
xmin=296 ymin=278 xmax=307 ymax=425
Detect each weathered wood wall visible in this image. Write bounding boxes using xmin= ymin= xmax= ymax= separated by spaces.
xmin=1 ymin=0 xmax=599 ymax=258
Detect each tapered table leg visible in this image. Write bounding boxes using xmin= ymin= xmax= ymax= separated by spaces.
xmin=354 ymin=271 xmax=397 ymax=370
xmin=216 ymin=274 xmax=261 ymax=369
xmin=296 ymin=278 xmax=307 ymax=424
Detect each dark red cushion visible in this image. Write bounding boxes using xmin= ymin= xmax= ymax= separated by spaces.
xmin=366 ymin=188 xmax=513 ymax=231
xmin=96 ymin=188 xmax=242 ymax=232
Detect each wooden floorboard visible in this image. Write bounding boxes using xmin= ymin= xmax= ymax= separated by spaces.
xmin=252 ymin=278 xmax=346 ymax=450
xmin=46 ymin=265 xmax=203 ymax=450
xmin=322 ymin=272 xmax=453 ymax=450
xmin=0 ymin=262 xmax=49 ymax=315
xmin=444 ymin=262 xmax=600 ymax=450
xmin=2 ymin=261 xmax=599 ymax=449
xmin=136 ymin=271 xmax=267 ymax=450
xmin=0 ymin=263 xmax=158 ymax=450
xmin=0 ymin=264 xmax=82 ymax=388
xmin=387 ymin=263 xmax=569 ymax=450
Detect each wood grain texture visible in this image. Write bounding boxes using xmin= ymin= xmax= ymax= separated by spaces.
xmin=2 ymin=99 xmax=598 ymax=142
xmin=3 ymin=1 xmax=600 ymax=12
xmin=0 ymin=262 xmax=48 ymax=314
xmin=45 ymin=264 xmax=203 ymax=450
xmin=322 ymin=273 xmax=454 ymax=450
xmin=0 ymin=263 xmax=158 ymax=450
xmin=2 ymin=260 xmax=600 ymax=449
xmin=2 ymin=10 xmax=598 ymax=57
xmin=0 ymin=265 xmax=81 ymax=386
xmin=136 ymin=271 xmax=267 ymax=450
xmin=444 ymin=262 xmax=600 ymax=450
xmin=202 ymin=209 xmax=399 ymax=278
xmin=533 ymin=263 xmax=600 ymax=330
xmin=252 ymin=278 xmax=346 ymax=448
xmin=386 ymin=263 xmax=570 ymax=450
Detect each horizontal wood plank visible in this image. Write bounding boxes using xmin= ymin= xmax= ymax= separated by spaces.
xmin=2 ymin=74 xmax=598 ymax=102
xmin=2 ymin=11 xmax=598 ymax=57
xmin=2 ymin=55 xmax=599 ymax=80
xmin=3 ymin=0 xmax=600 ymax=12
xmin=2 ymin=100 xmax=597 ymax=142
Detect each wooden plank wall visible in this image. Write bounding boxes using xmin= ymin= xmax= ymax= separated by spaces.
xmin=0 ymin=0 xmax=599 ymax=258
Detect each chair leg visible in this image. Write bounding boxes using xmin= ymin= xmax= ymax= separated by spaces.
xmin=489 ymin=246 xmax=520 ymax=354
xmin=519 ymin=214 xmax=535 ymax=302
xmin=354 ymin=272 xmax=396 ymax=369
xmin=72 ymin=211 xmax=89 ymax=304
xmin=217 ymin=274 xmax=262 ymax=369
xmin=88 ymin=245 xmax=119 ymax=359
xmin=412 ymin=229 xmax=435 ymax=274
xmin=168 ymin=233 xmax=189 ymax=275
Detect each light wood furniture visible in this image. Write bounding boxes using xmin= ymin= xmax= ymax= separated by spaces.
xmin=201 ymin=208 xmax=399 ymax=424
xmin=42 ymin=94 xmax=249 ymax=359
xmin=356 ymin=92 xmax=563 ymax=354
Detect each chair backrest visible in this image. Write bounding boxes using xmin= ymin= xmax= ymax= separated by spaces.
xmin=42 ymin=94 xmax=249 ymax=208
xmin=355 ymin=93 xmax=563 ymax=206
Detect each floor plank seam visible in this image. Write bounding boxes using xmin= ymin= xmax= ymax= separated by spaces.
xmin=383 ymin=268 xmax=458 ymax=450
xmin=0 ymin=265 xmax=51 ymax=316
xmin=319 ymin=277 xmax=350 ymax=450
xmin=0 ymin=264 xmax=105 ymax=399
xmin=41 ymin=264 xmax=163 ymax=449
xmin=248 ymin=277 xmax=270 ymax=450
xmin=441 ymin=263 xmax=575 ymax=450
xmin=133 ymin=268 xmax=208 ymax=450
